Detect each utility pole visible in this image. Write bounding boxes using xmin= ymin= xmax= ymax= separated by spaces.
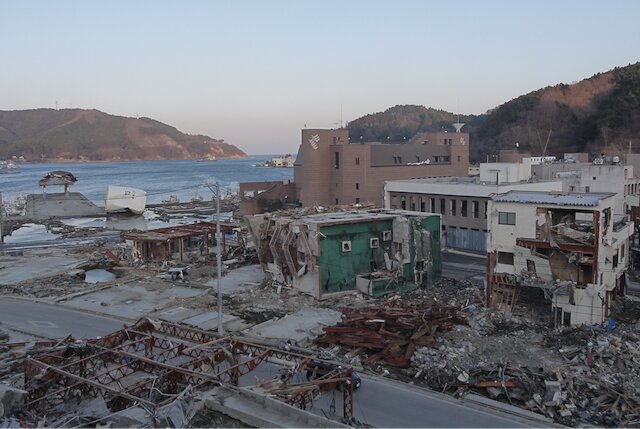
xmin=206 ymin=180 xmax=224 ymax=334
xmin=214 ymin=182 xmax=223 ymax=334
xmin=0 ymin=192 xmax=3 ymax=244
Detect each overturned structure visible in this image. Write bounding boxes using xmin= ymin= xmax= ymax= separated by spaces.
xmin=486 ymin=191 xmax=633 ymax=326
xmin=246 ymin=209 xmax=441 ymax=299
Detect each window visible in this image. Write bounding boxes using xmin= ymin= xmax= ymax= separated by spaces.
xmin=450 ymin=199 xmax=457 ymax=216
xmin=335 ymin=151 xmax=340 ymax=169
xmin=440 ymin=198 xmax=445 ymax=214
xmin=498 ymin=211 xmax=516 ymax=225
xmin=335 ymin=198 xmax=339 ymax=205
xmin=585 ymin=186 xmax=590 ymax=192
xmin=420 ymin=200 xmax=426 ymax=212
xmin=401 ymin=198 xmax=406 ymax=210
xmin=461 ymin=200 xmax=468 ymax=217
xmin=621 ymin=244 xmax=626 ymax=260
xmin=457 ymin=155 xmax=461 ymax=162
xmin=472 ymin=200 xmax=479 ymax=218
xmin=355 ymin=183 xmax=359 ymax=190
xmin=484 ymin=202 xmax=488 ymax=219
xmin=593 ymin=177 xmax=596 ymax=180
xmin=355 ymin=198 xmax=360 ymax=204
xmin=397 ymin=156 xmax=402 ymax=164
xmin=355 ymin=157 xmax=360 ymax=165
xmin=430 ymin=198 xmax=435 ymax=212
xmin=569 ymin=186 xmax=575 ymax=191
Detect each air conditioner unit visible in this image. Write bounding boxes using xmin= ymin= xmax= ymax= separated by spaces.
xmin=370 ymin=237 xmax=380 ymax=249
xmin=341 ymin=240 xmax=352 ymax=252
xmin=382 ymin=230 xmax=392 ymax=241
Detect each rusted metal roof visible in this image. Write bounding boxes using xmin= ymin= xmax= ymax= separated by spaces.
xmin=122 ymin=221 xmax=236 ymax=241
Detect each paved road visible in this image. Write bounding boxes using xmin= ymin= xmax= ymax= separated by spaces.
xmin=0 ymin=297 xmax=125 ymax=339
xmin=442 ymin=251 xmax=486 ymax=282
xmin=351 ymin=375 xmax=537 ymax=428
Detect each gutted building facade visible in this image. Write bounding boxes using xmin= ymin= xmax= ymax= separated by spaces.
xmin=121 ymin=222 xmax=237 ymax=262
xmin=486 ymin=191 xmax=633 ymax=326
xmin=246 ymin=209 xmax=441 ymax=299
xmin=293 ymin=128 xmax=469 ymax=208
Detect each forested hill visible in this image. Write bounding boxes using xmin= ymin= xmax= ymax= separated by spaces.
xmin=348 ymin=62 xmax=640 ymax=162
xmin=0 ymin=109 xmax=246 ymax=161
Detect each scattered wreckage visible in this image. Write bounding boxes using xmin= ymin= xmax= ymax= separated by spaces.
xmin=1 ymin=318 xmax=359 ymax=427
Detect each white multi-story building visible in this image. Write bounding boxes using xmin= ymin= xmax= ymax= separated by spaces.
xmin=486 ymin=190 xmax=633 ymax=326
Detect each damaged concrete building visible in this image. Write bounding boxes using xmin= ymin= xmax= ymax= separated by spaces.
xmin=486 ymin=191 xmax=633 ymax=326
xmin=246 ymin=209 xmax=441 ymax=299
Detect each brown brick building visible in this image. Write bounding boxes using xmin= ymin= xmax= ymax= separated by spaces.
xmin=293 ymin=128 xmax=469 ymax=207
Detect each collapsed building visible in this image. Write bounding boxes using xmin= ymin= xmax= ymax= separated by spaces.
xmin=121 ymin=222 xmax=238 ymax=262
xmin=17 ymin=318 xmax=358 ymax=427
xmin=486 ymin=191 xmax=633 ymax=326
xmin=246 ymin=209 xmax=441 ymax=299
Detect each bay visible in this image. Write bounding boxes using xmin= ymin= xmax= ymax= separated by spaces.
xmin=0 ymin=155 xmax=293 ymax=205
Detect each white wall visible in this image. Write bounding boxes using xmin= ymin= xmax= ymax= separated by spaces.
xmin=480 ymin=160 xmax=532 ymax=184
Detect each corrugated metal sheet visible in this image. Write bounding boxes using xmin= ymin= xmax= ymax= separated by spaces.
xmin=446 ymin=226 xmax=486 ymax=252
xmin=492 ymin=191 xmax=614 ymax=207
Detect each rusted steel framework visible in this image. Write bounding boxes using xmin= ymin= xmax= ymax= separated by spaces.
xmin=23 ymin=318 xmax=355 ymax=421
xmin=317 ymin=300 xmax=467 ymax=367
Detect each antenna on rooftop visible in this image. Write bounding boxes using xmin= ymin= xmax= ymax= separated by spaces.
xmin=452 ymin=99 xmax=464 ymax=133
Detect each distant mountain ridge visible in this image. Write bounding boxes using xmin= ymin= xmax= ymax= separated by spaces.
xmin=348 ymin=62 xmax=640 ymax=162
xmin=0 ymin=109 xmax=246 ymax=161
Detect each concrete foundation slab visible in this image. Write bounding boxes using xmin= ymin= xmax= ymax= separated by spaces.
xmin=205 ymin=264 xmax=265 ymax=295
xmin=181 ymin=311 xmax=240 ymax=331
xmin=245 ymin=308 xmax=342 ymax=347
xmin=63 ymin=284 xmax=206 ymax=320
xmin=150 ymin=306 xmax=202 ymax=323
xmin=0 ymin=253 xmax=87 ymax=285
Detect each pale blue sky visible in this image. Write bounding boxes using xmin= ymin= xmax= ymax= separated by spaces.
xmin=1 ymin=1 xmax=639 ymax=154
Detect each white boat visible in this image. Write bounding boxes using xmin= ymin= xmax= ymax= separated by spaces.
xmin=104 ymin=185 xmax=147 ymax=215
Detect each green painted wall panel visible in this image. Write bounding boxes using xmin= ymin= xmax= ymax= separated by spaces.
xmin=316 ymin=214 xmax=441 ymax=295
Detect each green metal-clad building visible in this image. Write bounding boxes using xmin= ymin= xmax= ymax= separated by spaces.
xmin=247 ymin=209 xmax=441 ymax=299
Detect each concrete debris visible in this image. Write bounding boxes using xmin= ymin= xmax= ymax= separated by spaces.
xmin=401 ymin=298 xmax=640 ymax=427
xmin=0 ymin=385 xmax=26 ymax=418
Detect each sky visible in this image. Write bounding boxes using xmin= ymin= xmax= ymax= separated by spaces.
xmin=1 ymin=1 xmax=639 ymax=154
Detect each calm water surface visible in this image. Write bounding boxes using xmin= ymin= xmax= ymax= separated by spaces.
xmin=0 ymin=156 xmax=293 ymax=205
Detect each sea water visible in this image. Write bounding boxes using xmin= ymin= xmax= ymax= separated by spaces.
xmin=0 ymin=155 xmax=293 ymax=205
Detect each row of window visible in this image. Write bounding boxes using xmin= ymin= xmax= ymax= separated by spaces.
xmin=394 ymin=194 xmax=486 ymax=219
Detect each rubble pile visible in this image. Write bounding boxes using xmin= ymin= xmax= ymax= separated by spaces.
xmin=316 ymin=299 xmax=467 ymax=367
xmin=405 ymin=306 xmax=640 ymax=427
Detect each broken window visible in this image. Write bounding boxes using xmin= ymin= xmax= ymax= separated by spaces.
xmin=562 ymin=311 xmax=572 ymax=326
xmin=498 ymin=211 xmax=516 ymax=225
xmin=526 ymin=259 xmax=536 ymax=274
xmin=497 ymin=252 xmax=514 ymax=265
